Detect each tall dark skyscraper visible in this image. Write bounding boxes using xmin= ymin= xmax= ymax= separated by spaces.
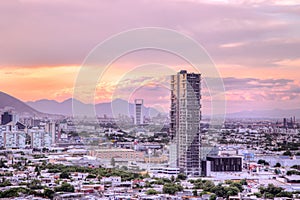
xmin=1 ymin=111 xmax=13 ymax=125
xmin=170 ymin=70 xmax=201 ymax=176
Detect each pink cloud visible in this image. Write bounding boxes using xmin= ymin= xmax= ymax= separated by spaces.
xmin=0 ymin=0 xmax=299 ymax=113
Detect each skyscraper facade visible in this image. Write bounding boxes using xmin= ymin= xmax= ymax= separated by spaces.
xmin=170 ymin=70 xmax=201 ymax=176
xmin=1 ymin=112 xmax=13 ymax=125
xmin=134 ymin=99 xmax=144 ymax=125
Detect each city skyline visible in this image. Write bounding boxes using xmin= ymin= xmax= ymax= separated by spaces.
xmin=0 ymin=0 xmax=300 ymax=114
xmin=0 ymin=1 xmax=300 ymax=198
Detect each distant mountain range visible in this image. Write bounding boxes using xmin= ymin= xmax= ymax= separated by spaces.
xmin=0 ymin=91 xmax=42 ymax=115
xmin=224 ymin=108 xmax=300 ymax=119
xmin=26 ymin=98 xmax=161 ymax=117
xmin=1 ymin=91 xmax=300 ymax=119
xmin=0 ymin=91 xmax=160 ymax=117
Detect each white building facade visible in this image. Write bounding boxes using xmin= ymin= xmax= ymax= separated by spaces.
xmin=30 ymin=128 xmax=52 ymax=148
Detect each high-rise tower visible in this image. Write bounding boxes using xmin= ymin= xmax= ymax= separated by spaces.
xmin=134 ymin=99 xmax=144 ymax=125
xmin=1 ymin=111 xmax=15 ymax=125
xmin=170 ymin=70 xmax=201 ymax=176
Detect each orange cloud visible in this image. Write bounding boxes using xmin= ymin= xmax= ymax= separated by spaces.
xmin=0 ymin=66 xmax=79 ymax=102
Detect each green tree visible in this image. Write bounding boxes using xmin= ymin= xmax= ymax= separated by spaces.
xmin=35 ymin=166 xmax=41 ymax=176
xmin=59 ymin=171 xmax=71 ymax=179
xmin=44 ymin=188 xmax=55 ymax=199
xmin=146 ymin=189 xmax=158 ymax=195
xmin=211 ymin=185 xmax=226 ymax=197
xmin=55 ymin=182 xmax=75 ymax=193
xmin=254 ymin=192 xmax=262 ymax=198
xmin=0 ymin=187 xmax=30 ymax=198
xmin=240 ymin=179 xmax=247 ymax=185
xmin=0 ymin=188 xmax=19 ymax=198
xmin=163 ymin=183 xmax=183 ymax=195
xmin=283 ymin=150 xmax=292 ymax=156
xmin=153 ymin=178 xmax=171 ymax=185
xmin=259 ymin=184 xmax=283 ymax=198
xmin=287 ymin=170 xmax=300 ymax=176
xmin=265 ymin=192 xmax=274 ymax=199
xmin=209 ymin=194 xmax=217 ymax=200
xmin=144 ymin=181 xmax=152 ymax=188
xmin=86 ymin=174 xmax=97 ymax=179
xmin=0 ymin=159 xmax=7 ymax=168
xmin=226 ymin=186 xmax=239 ymax=197
xmin=276 ymin=191 xmax=293 ymax=198
xmin=225 ymin=180 xmax=233 ymax=184
xmin=171 ymin=175 xmax=175 ymax=182
xmin=193 ymin=190 xmax=198 ymax=196
xmin=203 ymin=180 xmax=215 ymax=192
xmin=0 ymin=178 xmax=12 ymax=187
xmin=177 ymin=173 xmax=187 ymax=180
xmin=274 ymin=162 xmax=281 ymax=167
xmin=193 ymin=179 xmax=204 ymax=189
xmin=27 ymin=179 xmax=43 ymax=190
xmin=257 ymin=159 xmax=269 ymax=165
xmin=291 ymin=165 xmax=300 ymax=169
xmin=230 ymin=182 xmax=243 ymax=192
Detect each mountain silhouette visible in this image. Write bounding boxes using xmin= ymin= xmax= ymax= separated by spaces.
xmin=224 ymin=108 xmax=300 ymax=119
xmin=27 ymin=98 xmax=161 ymax=117
xmin=0 ymin=91 xmax=41 ymax=115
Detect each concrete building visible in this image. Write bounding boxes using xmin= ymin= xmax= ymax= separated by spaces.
xmin=134 ymin=99 xmax=143 ymax=125
xmin=0 ymin=126 xmax=5 ymax=148
xmin=45 ymin=122 xmax=58 ymax=144
xmin=29 ymin=127 xmax=52 ymax=148
xmin=0 ymin=117 xmax=27 ymax=149
xmin=91 ymin=148 xmax=144 ymax=162
xmin=201 ymin=156 xmax=243 ymax=176
xmin=150 ymin=167 xmax=180 ymax=177
xmin=170 ymin=70 xmax=201 ymax=176
xmin=3 ymin=131 xmax=26 ymax=149
xmin=1 ymin=111 xmax=17 ymax=125
xmin=168 ymin=143 xmax=177 ymax=168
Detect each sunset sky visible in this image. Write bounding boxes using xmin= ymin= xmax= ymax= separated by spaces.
xmin=0 ymin=0 xmax=300 ymax=114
